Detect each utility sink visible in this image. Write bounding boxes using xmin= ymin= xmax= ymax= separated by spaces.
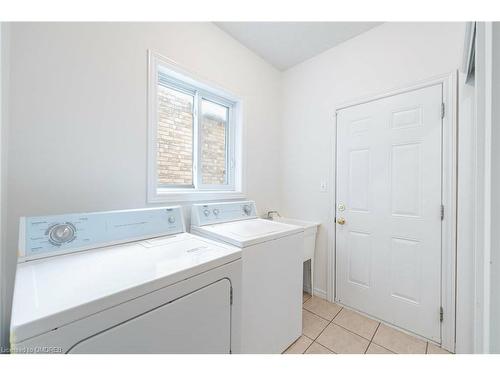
xmin=269 ymin=218 xmax=320 ymax=262
xmin=267 ymin=216 xmax=320 ymax=295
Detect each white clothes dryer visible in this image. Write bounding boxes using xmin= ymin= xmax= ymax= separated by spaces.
xmin=10 ymin=206 xmax=242 ymax=354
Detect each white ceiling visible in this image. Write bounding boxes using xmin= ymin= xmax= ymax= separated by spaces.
xmin=215 ymin=22 xmax=382 ymax=71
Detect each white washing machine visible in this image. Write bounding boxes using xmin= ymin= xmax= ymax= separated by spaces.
xmin=10 ymin=206 xmax=242 ymax=354
xmin=190 ymin=201 xmax=304 ymax=354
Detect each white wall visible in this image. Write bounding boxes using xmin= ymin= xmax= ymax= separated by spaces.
xmin=490 ymin=21 xmax=500 ymax=354
xmin=0 ymin=22 xmax=4 ymax=353
xmin=1 ymin=22 xmax=283 ymax=348
xmin=281 ymin=22 xmax=465 ymax=299
xmin=0 ymin=22 xmax=10 ymax=353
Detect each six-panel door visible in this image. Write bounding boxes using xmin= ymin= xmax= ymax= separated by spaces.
xmin=336 ymin=84 xmax=443 ymax=342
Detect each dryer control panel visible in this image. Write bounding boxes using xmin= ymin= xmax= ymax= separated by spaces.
xmin=19 ymin=206 xmax=185 ymax=262
xmin=191 ymin=201 xmax=257 ymax=227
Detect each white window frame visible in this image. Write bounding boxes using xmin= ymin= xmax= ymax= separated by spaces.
xmin=147 ymin=51 xmax=245 ymax=203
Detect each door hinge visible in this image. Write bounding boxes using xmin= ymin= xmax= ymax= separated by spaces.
xmin=230 ymin=286 xmax=233 ymax=305
xmin=440 ymin=204 xmax=444 ymax=221
xmin=440 ymin=306 xmax=444 ymax=322
xmin=441 ymin=103 xmax=445 ymax=119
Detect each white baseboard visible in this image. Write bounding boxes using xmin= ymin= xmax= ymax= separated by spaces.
xmin=313 ymin=288 xmax=327 ymax=299
xmin=303 ymin=284 xmax=312 ymax=294
xmin=303 ymin=285 xmax=327 ymax=300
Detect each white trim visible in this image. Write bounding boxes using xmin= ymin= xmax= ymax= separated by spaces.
xmin=0 ymin=22 xmax=3 ymax=351
xmin=196 ymin=97 xmax=235 ymax=191
xmin=312 ymin=288 xmax=327 ymax=300
xmin=326 ymin=110 xmax=336 ymax=302
xmin=304 ymin=286 xmax=327 ymax=300
xmin=481 ymin=22 xmax=492 ymax=355
xmin=0 ymin=22 xmax=9 ymax=352
xmin=329 ymin=72 xmax=458 ymax=352
xmin=472 ymin=22 xmax=492 ymax=354
xmin=461 ymin=22 xmax=476 ymax=83
xmin=147 ymin=50 xmax=245 ymax=203
xmin=148 ymin=190 xmax=246 ymax=204
xmin=441 ymin=72 xmax=458 ymax=352
xmin=481 ymin=31 xmax=492 ymax=354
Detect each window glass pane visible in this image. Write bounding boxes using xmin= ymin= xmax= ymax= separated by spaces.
xmin=200 ymin=99 xmax=228 ymax=185
xmin=157 ymin=84 xmax=194 ymax=186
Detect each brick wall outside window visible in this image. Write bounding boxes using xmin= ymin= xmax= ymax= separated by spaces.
xmin=201 ymin=113 xmax=227 ymax=185
xmin=157 ymin=86 xmax=193 ymax=186
xmin=157 ymin=85 xmax=227 ymax=186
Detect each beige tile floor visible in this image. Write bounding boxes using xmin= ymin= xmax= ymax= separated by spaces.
xmin=284 ymin=292 xmax=452 ymax=355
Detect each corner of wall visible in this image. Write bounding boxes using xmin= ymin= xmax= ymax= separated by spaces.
xmin=0 ymin=21 xmax=11 ymax=352
xmin=489 ymin=21 xmax=500 ymax=354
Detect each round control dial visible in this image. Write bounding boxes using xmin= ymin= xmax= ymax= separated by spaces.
xmin=213 ymin=208 xmax=220 ymax=216
xmin=203 ymin=209 xmax=210 ymax=217
xmin=168 ymin=216 xmax=176 ymax=224
xmin=47 ymin=223 xmax=76 ymax=246
xmin=243 ymin=205 xmax=252 ymax=215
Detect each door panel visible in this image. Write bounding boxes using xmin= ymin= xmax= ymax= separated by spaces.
xmin=349 ymin=149 xmax=371 ymax=212
xmin=390 ymin=237 xmax=421 ymax=304
xmin=336 ymin=84 xmax=442 ymax=342
xmin=347 ymin=230 xmax=372 ymax=288
xmin=391 ymin=143 xmax=421 ymax=216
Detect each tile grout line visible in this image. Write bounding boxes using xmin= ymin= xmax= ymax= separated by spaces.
xmin=289 ymin=295 xmax=323 ymax=354
xmin=325 ymin=301 xmax=384 ymax=343
xmin=302 ymin=293 xmax=312 ymax=304
xmin=303 ymin=307 xmax=334 ymax=323
xmin=301 ymin=299 xmax=342 ymax=349
xmin=301 ymin=336 xmax=315 ymax=354
xmin=308 ymin=307 xmax=344 ymax=353
xmin=310 ymin=341 xmax=337 ymax=354
xmin=314 ymin=309 xmax=382 ymax=355
xmin=368 ymin=323 xmax=398 ymax=354
xmin=303 ymin=297 xmax=428 ymax=355
xmin=299 ymin=294 xmax=316 ymax=351
xmin=317 ymin=306 xmax=344 ymax=354
xmin=305 ymin=300 xmax=386 ymax=353
xmin=364 ymin=322 xmax=381 ymax=354
xmin=336 ymin=301 xmax=430 ymax=351
xmin=330 ymin=306 xmax=344 ymax=322
xmin=302 ymin=298 xmax=344 ymax=323
xmin=327 ymin=320 xmax=379 ymax=344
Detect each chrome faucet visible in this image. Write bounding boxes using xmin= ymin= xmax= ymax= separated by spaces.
xmin=266 ymin=210 xmax=281 ymax=220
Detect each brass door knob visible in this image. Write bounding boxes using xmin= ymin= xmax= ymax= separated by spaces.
xmin=337 ymin=217 xmax=346 ymax=225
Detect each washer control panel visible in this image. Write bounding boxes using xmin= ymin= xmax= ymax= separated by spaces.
xmin=191 ymin=201 xmax=257 ymax=227
xmin=19 ymin=206 xmax=185 ymax=262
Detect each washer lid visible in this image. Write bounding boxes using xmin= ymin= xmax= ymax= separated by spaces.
xmin=10 ymin=233 xmax=241 ymax=344
xmin=192 ymin=218 xmax=303 ymax=248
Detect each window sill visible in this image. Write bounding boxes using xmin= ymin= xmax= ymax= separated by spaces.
xmin=148 ymin=189 xmax=246 ymax=204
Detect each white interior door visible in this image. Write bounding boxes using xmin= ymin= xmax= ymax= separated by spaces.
xmin=336 ymin=84 xmax=443 ymax=342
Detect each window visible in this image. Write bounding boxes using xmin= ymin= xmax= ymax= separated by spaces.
xmin=148 ymin=52 xmax=243 ymax=202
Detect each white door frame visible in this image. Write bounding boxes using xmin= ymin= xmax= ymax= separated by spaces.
xmin=0 ymin=22 xmax=3 ymax=352
xmin=472 ymin=22 xmax=492 ymax=354
xmin=327 ymin=72 xmax=457 ymax=352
